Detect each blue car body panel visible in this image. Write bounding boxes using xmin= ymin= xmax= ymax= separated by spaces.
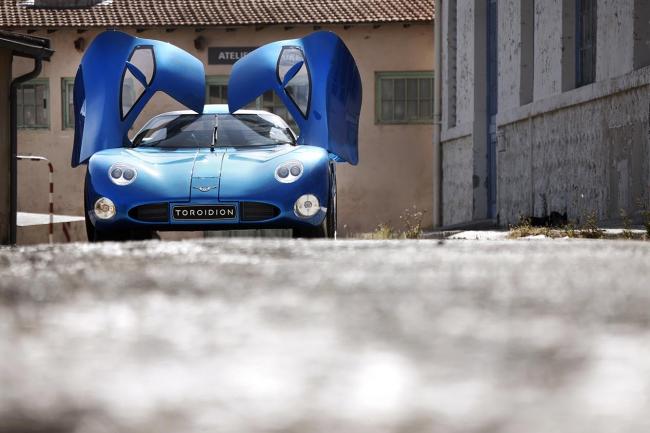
xmin=228 ymin=31 xmax=362 ymax=165
xmin=71 ymin=31 xmax=205 ymax=167
xmin=85 ymin=106 xmax=331 ymax=232
xmin=74 ymin=31 xmax=360 ymax=234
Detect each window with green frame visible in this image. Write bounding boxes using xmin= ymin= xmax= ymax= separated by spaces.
xmin=17 ymin=78 xmax=50 ymax=128
xmin=206 ymin=75 xmax=299 ymax=133
xmin=375 ymin=72 xmax=434 ymax=124
xmin=62 ymin=77 xmax=75 ymax=129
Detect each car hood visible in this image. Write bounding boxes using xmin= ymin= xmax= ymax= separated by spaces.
xmin=90 ymin=145 xmax=325 ymax=205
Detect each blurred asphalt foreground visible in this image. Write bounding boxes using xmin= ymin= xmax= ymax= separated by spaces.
xmin=1 ymin=238 xmax=650 ymax=433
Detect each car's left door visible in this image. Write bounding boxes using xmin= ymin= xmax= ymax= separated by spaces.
xmin=71 ymin=31 xmax=206 ymax=167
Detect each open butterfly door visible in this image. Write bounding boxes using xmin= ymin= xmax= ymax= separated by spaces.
xmin=71 ymin=31 xmax=205 ymax=167
xmin=227 ymin=31 xmax=362 ymax=165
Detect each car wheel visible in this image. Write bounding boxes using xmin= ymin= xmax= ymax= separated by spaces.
xmin=293 ymin=164 xmax=336 ymax=239
xmin=326 ymin=163 xmax=337 ymax=239
xmin=84 ymin=170 xmax=155 ymax=242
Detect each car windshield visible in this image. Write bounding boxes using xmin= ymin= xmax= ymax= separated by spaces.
xmin=132 ymin=113 xmax=295 ymax=148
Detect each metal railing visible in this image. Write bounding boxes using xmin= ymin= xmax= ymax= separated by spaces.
xmin=16 ymin=155 xmax=54 ymax=244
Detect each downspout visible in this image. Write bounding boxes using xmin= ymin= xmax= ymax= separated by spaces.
xmin=432 ymin=0 xmax=443 ymax=227
xmin=9 ymin=58 xmax=43 ymax=245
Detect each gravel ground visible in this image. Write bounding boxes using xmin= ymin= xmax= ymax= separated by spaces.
xmin=1 ymin=238 xmax=650 ymax=433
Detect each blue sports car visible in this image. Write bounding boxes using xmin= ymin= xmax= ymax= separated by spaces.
xmin=71 ymin=30 xmax=361 ymax=241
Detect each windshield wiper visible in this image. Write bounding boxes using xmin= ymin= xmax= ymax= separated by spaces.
xmin=211 ymin=115 xmax=219 ymax=152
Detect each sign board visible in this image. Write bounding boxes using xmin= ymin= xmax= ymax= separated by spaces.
xmin=208 ymin=47 xmax=258 ymax=65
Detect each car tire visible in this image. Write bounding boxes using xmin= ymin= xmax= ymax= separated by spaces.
xmin=292 ymin=164 xmax=336 ymax=239
xmin=84 ymin=170 xmax=156 ymax=242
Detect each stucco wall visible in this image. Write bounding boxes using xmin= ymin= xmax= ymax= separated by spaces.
xmin=442 ymin=136 xmax=473 ymax=225
xmin=0 ymin=49 xmax=11 ymax=244
xmin=11 ymin=23 xmax=434 ymax=236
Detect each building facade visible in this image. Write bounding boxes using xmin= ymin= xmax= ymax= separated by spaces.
xmin=1 ymin=0 xmax=435 ymax=236
xmin=440 ymin=0 xmax=650 ymax=227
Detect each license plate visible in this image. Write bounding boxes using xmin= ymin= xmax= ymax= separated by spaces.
xmin=172 ymin=204 xmax=237 ymax=220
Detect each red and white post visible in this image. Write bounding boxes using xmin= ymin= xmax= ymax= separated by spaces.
xmin=16 ymin=155 xmax=54 ymax=244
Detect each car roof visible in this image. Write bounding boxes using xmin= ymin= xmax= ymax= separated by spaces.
xmin=157 ymin=104 xmax=268 ymax=116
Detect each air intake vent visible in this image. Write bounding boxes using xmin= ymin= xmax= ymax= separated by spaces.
xmin=128 ymin=203 xmax=169 ymax=223
xmin=20 ymin=0 xmax=112 ymax=9
xmin=240 ymin=202 xmax=280 ymax=222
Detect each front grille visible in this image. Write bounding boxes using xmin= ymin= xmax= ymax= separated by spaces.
xmin=240 ymin=202 xmax=280 ymax=222
xmin=128 ymin=203 xmax=169 ymax=222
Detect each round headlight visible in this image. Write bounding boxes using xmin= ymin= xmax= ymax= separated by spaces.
xmin=110 ymin=168 xmax=123 ymax=179
xmin=94 ymin=197 xmax=116 ymax=220
xmin=275 ymin=160 xmax=304 ymax=183
xmin=277 ymin=166 xmax=289 ymax=178
xmin=290 ymin=165 xmax=302 ymax=176
xmin=108 ymin=163 xmax=137 ymax=186
xmin=123 ymin=168 xmax=135 ymax=181
xmin=294 ymin=194 xmax=320 ymax=218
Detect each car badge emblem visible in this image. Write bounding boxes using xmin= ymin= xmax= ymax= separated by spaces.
xmin=194 ymin=185 xmax=218 ymax=192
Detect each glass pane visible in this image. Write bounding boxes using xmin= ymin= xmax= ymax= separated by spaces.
xmin=129 ymin=47 xmax=155 ymax=85
xmin=277 ymin=47 xmax=304 ymax=84
xmin=381 ymin=101 xmax=393 ymax=121
xmin=407 ymin=100 xmax=418 ymax=119
xmin=67 ymin=82 xmax=75 ymax=127
xmin=36 ymin=84 xmax=48 ymax=126
xmin=23 ymin=86 xmax=35 ymax=127
xmin=23 ymin=85 xmax=35 ymax=106
xmin=208 ymin=84 xmax=227 ymax=104
xmin=121 ymin=69 xmax=145 ymax=117
xmin=394 ymin=79 xmax=406 ymax=100
xmin=381 ymin=78 xmax=393 ymax=100
xmin=407 ymin=78 xmax=418 ymax=101
xmin=420 ymin=100 xmax=433 ymax=119
xmin=285 ymin=62 xmax=310 ymax=117
xmin=419 ymin=78 xmax=432 ymax=99
xmin=394 ymin=100 xmax=405 ymax=121
xmin=394 ymin=79 xmax=406 ymax=121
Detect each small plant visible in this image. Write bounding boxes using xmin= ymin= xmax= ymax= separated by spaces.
xmin=400 ymin=205 xmax=424 ymax=239
xmin=637 ymin=197 xmax=650 ymax=239
xmin=620 ymin=209 xmax=633 ymax=239
xmin=563 ymin=221 xmax=578 ymax=238
xmin=580 ymin=211 xmax=604 ymax=239
xmin=508 ymin=217 xmax=551 ymax=239
xmin=371 ymin=223 xmax=396 ymax=240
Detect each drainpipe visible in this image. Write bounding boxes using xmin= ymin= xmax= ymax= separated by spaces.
xmin=9 ymin=58 xmax=43 ymax=245
xmin=432 ymin=0 xmax=443 ymax=227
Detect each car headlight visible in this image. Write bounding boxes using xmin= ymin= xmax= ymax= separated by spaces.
xmin=275 ymin=160 xmax=303 ymax=183
xmin=294 ymin=194 xmax=320 ymax=218
xmin=109 ymin=163 xmax=137 ymax=186
xmin=94 ymin=197 xmax=116 ymax=220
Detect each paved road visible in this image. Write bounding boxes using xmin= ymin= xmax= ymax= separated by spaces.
xmin=1 ymin=238 xmax=650 ymax=433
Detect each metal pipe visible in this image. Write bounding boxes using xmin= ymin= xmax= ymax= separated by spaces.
xmin=432 ymin=0 xmax=443 ymax=227
xmin=9 ymin=58 xmax=42 ymax=245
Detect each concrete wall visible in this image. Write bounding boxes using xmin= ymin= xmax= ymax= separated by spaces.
xmin=0 ymin=49 xmax=11 ymax=244
xmin=10 ymin=23 xmax=434 ymax=236
xmin=596 ymin=0 xmax=634 ymax=81
xmin=442 ymin=135 xmax=473 ymax=225
xmin=534 ymin=0 xmax=563 ymax=100
xmin=441 ymin=0 xmax=650 ymax=227
xmin=498 ymin=78 xmax=650 ymax=225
